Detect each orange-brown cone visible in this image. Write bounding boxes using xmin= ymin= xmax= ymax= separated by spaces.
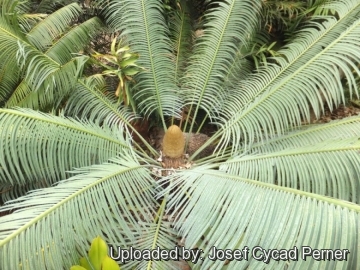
xmin=162 ymin=125 xmax=185 ymax=158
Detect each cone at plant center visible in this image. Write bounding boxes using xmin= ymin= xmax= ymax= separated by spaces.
xmin=162 ymin=125 xmax=185 ymax=158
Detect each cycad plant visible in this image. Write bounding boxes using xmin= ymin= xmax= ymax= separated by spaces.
xmin=0 ymin=0 xmax=102 ymax=109
xmin=1 ymin=0 xmax=360 ymax=269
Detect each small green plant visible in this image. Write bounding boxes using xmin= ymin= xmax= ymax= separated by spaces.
xmin=70 ymin=236 xmax=120 ymax=270
xmin=91 ymin=37 xmax=143 ymax=112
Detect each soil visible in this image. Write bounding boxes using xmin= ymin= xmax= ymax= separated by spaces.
xmin=302 ymin=104 xmax=360 ymax=124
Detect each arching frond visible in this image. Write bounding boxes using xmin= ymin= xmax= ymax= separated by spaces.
xmin=0 ymin=0 xmax=25 ymax=35
xmin=215 ymin=0 xmax=360 ymax=154
xmin=0 ymin=108 xmax=130 ymax=186
xmin=64 ymin=76 xmax=135 ymax=126
xmin=182 ymin=0 xmax=262 ymax=131
xmin=4 ymin=17 xmax=101 ymax=109
xmin=26 ymin=3 xmax=82 ymax=51
xmin=163 ymin=167 xmax=360 ymax=270
xmin=64 ymin=76 xmax=157 ymax=153
xmin=0 ymin=157 xmax=156 ymax=270
xmin=250 ymin=115 xmax=360 ymax=153
xmin=34 ymin=0 xmax=74 ymax=13
xmin=169 ymin=0 xmax=193 ymax=83
xmin=123 ymin=197 xmax=180 ymax=270
xmin=221 ymin=138 xmax=360 ymax=203
xmin=104 ymin=0 xmax=181 ymax=128
xmin=0 ymin=55 xmax=20 ymax=106
xmin=220 ymin=30 xmax=270 ymax=93
xmin=0 ymin=17 xmax=26 ymax=104
xmin=5 ymin=56 xmax=88 ymax=109
xmin=2 ymin=14 xmax=102 ymax=109
xmin=4 ymin=33 xmax=74 ymax=93
xmin=17 ymin=13 xmax=47 ymax=33
xmin=45 ymin=16 xmax=103 ymax=64
xmin=220 ymin=50 xmax=253 ymax=90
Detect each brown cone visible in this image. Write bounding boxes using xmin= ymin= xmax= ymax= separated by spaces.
xmin=162 ymin=125 xmax=185 ymax=158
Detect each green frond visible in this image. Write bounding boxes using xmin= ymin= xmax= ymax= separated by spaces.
xmin=0 ymin=108 xmax=130 ymax=186
xmin=214 ymin=0 xmax=360 ymax=154
xmin=5 ymin=56 xmax=88 ymax=109
xmin=64 ymin=76 xmax=157 ymax=153
xmin=221 ymin=137 xmax=360 ymax=203
xmin=169 ymin=0 xmax=193 ymax=83
xmin=133 ymin=226 xmax=180 ymax=270
xmin=11 ymin=35 xmax=72 ymax=92
xmin=0 ymin=0 xmax=24 ymax=35
xmin=163 ymin=168 xmax=360 ymax=269
xmin=0 ymin=178 xmax=51 ymax=203
xmin=64 ymin=76 xmax=135 ymax=126
xmin=0 ymin=18 xmax=24 ymax=98
xmin=124 ymin=197 xmax=180 ymax=270
xmin=34 ymin=0 xmax=73 ymax=13
xmin=45 ymin=16 xmax=103 ymax=64
xmin=1 ymin=13 xmax=102 ymax=109
xmin=26 ymin=3 xmax=82 ymax=51
xmin=0 ymin=56 xmax=21 ymax=105
xmin=0 ymin=19 xmax=29 ymax=105
xmin=0 ymin=157 xmax=156 ymax=270
xmin=261 ymin=0 xmax=306 ymax=30
xmin=104 ymin=0 xmax=181 ymax=128
xmin=182 ymin=0 xmax=262 ymax=130
xmin=17 ymin=13 xmax=47 ymax=33
xmin=250 ymin=115 xmax=360 ymax=153
xmin=220 ymin=51 xmax=253 ymax=90
xmin=5 ymin=80 xmax=36 ymax=108
xmin=221 ymin=30 xmax=271 ymax=91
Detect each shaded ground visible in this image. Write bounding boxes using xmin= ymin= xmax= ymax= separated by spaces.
xmin=303 ymin=104 xmax=360 ymax=124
